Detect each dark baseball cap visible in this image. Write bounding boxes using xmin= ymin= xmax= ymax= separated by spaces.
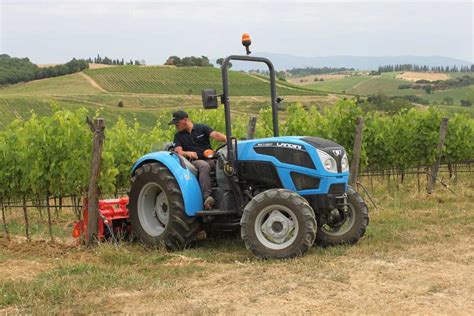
xmin=168 ymin=110 xmax=188 ymax=125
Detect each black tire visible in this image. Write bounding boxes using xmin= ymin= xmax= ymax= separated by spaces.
xmin=128 ymin=162 xmax=200 ymax=250
xmin=241 ymin=189 xmax=317 ymax=259
xmin=315 ymin=186 xmax=369 ymax=247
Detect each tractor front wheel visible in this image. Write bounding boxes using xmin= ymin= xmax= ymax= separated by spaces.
xmin=241 ymin=189 xmax=317 ymax=259
xmin=128 ymin=162 xmax=200 ymax=250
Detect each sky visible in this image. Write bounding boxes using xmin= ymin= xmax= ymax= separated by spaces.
xmin=1 ymin=0 xmax=473 ymax=64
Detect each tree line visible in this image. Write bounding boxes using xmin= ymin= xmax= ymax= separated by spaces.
xmin=0 ymin=55 xmax=89 ymax=85
xmin=377 ymin=64 xmax=474 ymax=73
xmin=285 ymin=67 xmax=355 ymax=77
xmin=164 ymin=56 xmax=212 ymax=67
xmin=398 ymin=75 xmax=474 ymax=96
xmin=87 ymin=54 xmax=145 ymax=66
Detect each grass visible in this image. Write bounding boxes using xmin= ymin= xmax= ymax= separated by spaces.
xmin=303 ymin=75 xmax=371 ymax=93
xmin=436 ymin=104 xmax=474 ymax=117
xmin=0 ymin=73 xmax=101 ymax=96
xmin=1 ymin=174 xmax=473 ymax=313
xmin=0 ymin=96 xmax=168 ymax=130
xmin=348 ymin=76 xmax=409 ymax=95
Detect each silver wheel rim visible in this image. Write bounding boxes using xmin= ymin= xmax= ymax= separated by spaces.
xmin=321 ymin=203 xmax=355 ymax=236
xmin=137 ymin=182 xmax=169 ymax=237
xmin=254 ymin=204 xmax=299 ymax=250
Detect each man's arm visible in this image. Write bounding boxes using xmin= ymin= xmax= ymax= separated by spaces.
xmin=174 ymin=146 xmax=198 ymax=160
xmin=210 ymin=131 xmax=227 ymax=143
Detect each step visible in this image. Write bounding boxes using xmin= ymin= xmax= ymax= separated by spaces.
xmin=196 ymin=209 xmax=238 ymax=216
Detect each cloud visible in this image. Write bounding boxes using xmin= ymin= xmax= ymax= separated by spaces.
xmin=1 ymin=1 xmax=472 ymax=63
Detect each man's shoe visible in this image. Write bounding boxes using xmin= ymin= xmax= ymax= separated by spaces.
xmin=204 ymin=196 xmax=215 ymax=210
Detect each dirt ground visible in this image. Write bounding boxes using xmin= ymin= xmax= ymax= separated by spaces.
xmin=79 ymin=72 xmax=107 ymax=92
xmin=87 ymin=239 xmax=474 ymax=314
xmin=2 ymin=229 xmax=473 ymax=314
xmin=2 ymin=181 xmax=473 ymax=314
xmin=396 ymin=72 xmax=450 ymax=82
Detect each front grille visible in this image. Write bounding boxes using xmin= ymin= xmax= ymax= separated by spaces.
xmin=328 ymin=183 xmax=346 ymax=195
xmin=291 ymin=172 xmax=320 ymax=191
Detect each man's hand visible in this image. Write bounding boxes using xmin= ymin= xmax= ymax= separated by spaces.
xmin=186 ymin=151 xmax=198 ymax=160
xmin=175 ymin=146 xmax=198 ymax=160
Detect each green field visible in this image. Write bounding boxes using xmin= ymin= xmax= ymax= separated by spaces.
xmin=296 ymin=72 xmax=474 ymax=106
xmin=348 ymin=77 xmax=408 ymax=95
xmin=0 ymin=73 xmax=101 ymax=96
xmin=84 ymin=66 xmax=323 ymax=96
xmin=304 ymin=76 xmax=371 ymax=94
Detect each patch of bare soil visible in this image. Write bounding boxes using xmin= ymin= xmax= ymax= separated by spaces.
xmin=396 ymin=72 xmax=450 ymax=82
xmin=37 ymin=64 xmax=59 ymax=68
xmin=79 ymin=72 xmax=107 ymax=92
xmin=87 ymin=63 xmax=117 ymax=69
xmin=1 ymin=259 xmax=53 ymax=282
xmin=0 ymin=237 xmax=76 ymax=259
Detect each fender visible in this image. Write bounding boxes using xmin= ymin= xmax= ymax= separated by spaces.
xmin=131 ymin=152 xmax=203 ymax=216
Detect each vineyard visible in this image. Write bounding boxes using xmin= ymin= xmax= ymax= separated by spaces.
xmin=84 ymin=66 xmax=323 ymax=96
xmin=1 ymin=100 xmax=472 ymax=205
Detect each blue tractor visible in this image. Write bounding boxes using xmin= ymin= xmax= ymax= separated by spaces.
xmin=128 ymin=35 xmax=369 ymax=259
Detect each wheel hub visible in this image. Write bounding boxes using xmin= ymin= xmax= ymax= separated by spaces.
xmin=257 ymin=209 xmax=297 ymax=248
xmin=321 ymin=203 xmax=355 ymax=236
xmin=328 ymin=209 xmax=343 ymax=224
xmin=154 ymin=192 xmax=169 ymax=227
xmin=137 ymin=183 xmax=169 ymax=237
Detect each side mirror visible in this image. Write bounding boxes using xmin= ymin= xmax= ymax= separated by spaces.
xmin=201 ymin=89 xmax=218 ymax=109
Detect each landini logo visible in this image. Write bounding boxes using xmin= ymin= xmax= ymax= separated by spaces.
xmin=332 ymin=149 xmax=342 ymax=156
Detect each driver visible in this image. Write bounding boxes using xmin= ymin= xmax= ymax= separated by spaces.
xmin=169 ymin=110 xmax=227 ymax=210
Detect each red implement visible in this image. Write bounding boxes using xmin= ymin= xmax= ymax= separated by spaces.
xmin=72 ymin=197 xmax=130 ymax=240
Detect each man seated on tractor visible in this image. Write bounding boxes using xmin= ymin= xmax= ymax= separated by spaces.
xmin=169 ymin=110 xmax=227 ymax=209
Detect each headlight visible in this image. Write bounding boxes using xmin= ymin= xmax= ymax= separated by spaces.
xmin=317 ymin=149 xmax=337 ymax=173
xmin=341 ymin=154 xmax=349 ymax=172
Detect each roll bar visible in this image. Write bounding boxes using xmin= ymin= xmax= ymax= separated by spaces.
xmin=221 ymin=55 xmax=280 ymax=166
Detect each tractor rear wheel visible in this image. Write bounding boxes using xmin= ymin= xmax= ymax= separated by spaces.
xmin=128 ymin=162 xmax=200 ymax=250
xmin=315 ymin=186 xmax=369 ymax=247
xmin=241 ymin=189 xmax=317 ymax=259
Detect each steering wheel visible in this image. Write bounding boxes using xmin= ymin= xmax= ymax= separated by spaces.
xmin=215 ymin=143 xmax=227 ymax=153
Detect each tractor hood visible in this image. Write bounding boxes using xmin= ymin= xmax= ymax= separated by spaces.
xmin=235 ymin=136 xmax=348 ymax=174
xmin=300 ymin=136 xmax=346 ymax=162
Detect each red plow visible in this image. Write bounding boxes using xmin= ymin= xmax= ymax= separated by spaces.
xmin=72 ymin=197 xmax=130 ymax=241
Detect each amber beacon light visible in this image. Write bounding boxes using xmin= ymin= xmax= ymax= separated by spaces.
xmin=241 ymin=33 xmax=252 ymax=55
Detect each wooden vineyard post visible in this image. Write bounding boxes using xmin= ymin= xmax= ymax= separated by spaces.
xmin=86 ymin=117 xmax=105 ymax=246
xmin=247 ymin=116 xmax=257 ymax=140
xmin=1 ymin=201 xmax=10 ymax=241
xmin=22 ymin=196 xmax=30 ymax=242
xmin=349 ymin=117 xmax=364 ymax=188
xmin=427 ymin=118 xmax=449 ymax=194
xmin=45 ymin=191 xmax=54 ymax=243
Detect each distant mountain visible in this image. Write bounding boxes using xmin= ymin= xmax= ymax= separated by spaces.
xmin=221 ymin=52 xmax=472 ymax=71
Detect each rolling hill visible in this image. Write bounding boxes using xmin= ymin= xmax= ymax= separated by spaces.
xmin=83 ymin=66 xmax=323 ymax=96
xmin=296 ymin=72 xmax=474 ymax=108
xmin=0 ymin=66 xmax=332 ymax=130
